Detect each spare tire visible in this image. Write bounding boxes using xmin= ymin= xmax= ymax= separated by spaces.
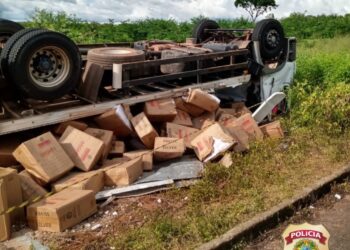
xmin=192 ymin=19 xmax=220 ymax=44
xmin=0 ymin=19 xmax=24 ymax=46
xmin=7 ymin=30 xmax=81 ymax=100
xmin=252 ymin=19 xmax=286 ymax=60
xmin=87 ymin=47 xmax=145 ymax=68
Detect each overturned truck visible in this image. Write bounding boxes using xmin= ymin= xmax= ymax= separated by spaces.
xmin=0 ymin=18 xmax=295 ymax=135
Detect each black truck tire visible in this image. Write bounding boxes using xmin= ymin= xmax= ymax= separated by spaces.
xmin=0 ymin=19 xmax=24 ymax=45
xmin=252 ymin=19 xmax=286 ymax=60
xmin=192 ymin=19 xmax=220 ymax=43
xmin=7 ymin=30 xmax=81 ymax=100
xmin=0 ymin=28 xmax=46 ymax=80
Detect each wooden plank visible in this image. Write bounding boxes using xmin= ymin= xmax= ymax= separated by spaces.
xmin=0 ymin=75 xmax=251 ymax=135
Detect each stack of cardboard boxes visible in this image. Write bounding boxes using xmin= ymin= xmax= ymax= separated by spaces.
xmin=0 ymin=88 xmax=284 ymax=240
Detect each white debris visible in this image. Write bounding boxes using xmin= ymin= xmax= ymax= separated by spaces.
xmin=309 ymin=205 xmax=315 ymax=209
xmin=335 ymin=194 xmax=342 ymax=200
xmin=91 ymin=224 xmax=102 ymax=231
xmin=157 ymin=198 xmax=162 ymax=204
xmin=105 ymin=210 xmax=110 ymax=215
xmin=112 ymin=211 xmax=118 ymax=216
xmin=184 ymin=197 xmax=189 ymax=201
xmin=84 ymin=223 xmax=91 ymax=228
xmin=110 ymin=247 xmax=116 ymax=250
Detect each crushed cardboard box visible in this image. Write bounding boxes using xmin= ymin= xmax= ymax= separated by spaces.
xmin=224 ymin=125 xmax=250 ymax=152
xmin=166 ymin=122 xmax=199 ymax=148
xmin=153 ymin=137 xmax=185 ymax=161
xmin=185 ymin=89 xmax=220 ymax=112
xmin=190 ymin=123 xmax=235 ymax=161
xmin=231 ymin=113 xmax=264 ymax=141
xmin=52 ymin=170 xmax=104 ymax=194
xmin=124 ymin=150 xmax=153 ymax=171
xmin=192 ymin=112 xmax=216 ymax=130
xmin=144 ymin=98 xmax=177 ymax=122
xmin=19 ymin=171 xmax=48 ymax=202
xmin=27 ymin=189 xmax=96 ymax=232
xmin=231 ymin=102 xmax=252 ymax=117
xmin=94 ymin=105 xmax=133 ymax=137
xmin=109 ymin=141 xmax=125 ymax=157
xmin=0 ymin=168 xmax=24 ymax=242
xmin=54 ymin=120 xmax=88 ymax=135
xmin=174 ymin=97 xmax=205 ymax=117
xmin=85 ymin=128 xmax=113 ymax=163
xmin=60 ymin=126 xmax=104 ymax=172
xmin=131 ymin=112 xmax=159 ymax=149
xmin=217 ymin=113 xmax=237 ymax=125
xmin=259 ymin=121 xmax=284 ymax=139
xmin=104 ymin=157 xmax=143 ymax=186
xmin=13 ymin=132 xmax=74 ymax=183
xmin=171 ymin=109 xmax=193 ymax=127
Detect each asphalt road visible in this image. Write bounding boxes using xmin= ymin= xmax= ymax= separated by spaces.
xmin=244 ymin=194 xmax=350 ymax=250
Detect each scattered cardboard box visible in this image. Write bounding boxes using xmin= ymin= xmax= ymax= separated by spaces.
xmin=231 ymin=114 xmax=264 ymax=141
xmin=144 ymin=98 xmax=177 ymax=122
xmin=224 ymin=126 xmax=250 ymax=152
xmin=259 ymin=120 xmax=284 ymax=139
xmin=104 ymin=157 xmax=143 ymax=186
xmin=0 ymin=138 xmax=21 ymax=167
xmin=85 ymin=128 xmax=113 ymax=163
xmin=218 ymin=113 xmax=237 ymax=126
xmin=52 ymin=170 xmax=104 ymax=194
xmin=192 ymin=112 xmax=216 ymax=129
xmin=231 ymin=102 xmax=252 ymax=117
xmin=13 ymin=132 xmax=74 ymax=183
xmin=124 ymin=150 xmax=153 ymax=171
xmin=53 ymin=120 xmax=88 ymax=135
xmin=94 ymin=105 xmax=133 ymax=137
xmin=171 ymin=109 xmax=193 ymax=127
xmin=219 ymin=153 xmax=233 ymax=168
xmin=216 ymin=108 xmax=237 ymax=119
xmin=153 ymin=137 xmax=185 ymax=161
xmin=60 ymin=126 xmax=104 ymax=172
xmin=166 ymin=122 xmax=200 ymax=148
xmin=0 ymin=168 xmax=24 ymax=241
xmin=190 ymin=123 xmax=235 ymax=161
xmin=131 ymin=112 xmax=159 ymax=149
xmin=18 ymin=171 xmax=48 ymax=202
xmin=185 ymin=89 xmax=220 ymax=112
xmin=174 ymin=97 xmax=205 ymax=117
xmin=109 ymin=141 xmax=125 ymax=157
xmin=27 ymin=189 xmax=97 ymax=232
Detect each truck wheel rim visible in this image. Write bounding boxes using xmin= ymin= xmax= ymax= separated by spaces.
xmin=28 ymin=46 xmax=70 ymax=88
xmin=265 ymin=29 xmax=280 ymax=49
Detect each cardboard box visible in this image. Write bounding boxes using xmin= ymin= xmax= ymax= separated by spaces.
xmin=27 ymin=189 xmax=97 ymax=232
xmin=13 ymin=132 xmax=74 ymax=183
xmin=224 ymin=126 xmax=250 ymax=152
xmin=153 ymin=137 xmax=185 ymax=161
xmin=0 ymin=179 xmax=10 ymax=241
xmin=171 ymin=109 xmax=193 ymax=127
xmin=0 ymin=138 xmax=20 ymax=167
xmin=85 ymin=128 xmax=113 ymax=163
xmin=19 ymin=171 xmax=48 ymax=202
xmin=60 ymin=126 xmax=104 ymax=171
xmin=0 ymin=167 xmax=24 ymax=241
xmin=53 ymin=120 xmax=88 ymax=135
xmin=259 ymin=121 xmax=284 ymax=139
xmin=190 ymin=123 xmax=235 ymax=161
xmin=124 ymin=150 xmax=153 ymax=171
xmin=217 ymin=113 xmax=237 ymax=125
xmin=231 ymin=114 xmax=264 ymax=141
xmin=94 ymin=105 xmax=133 ymax=137
xmin=192 ymin=112 xmax=216 ymax=130
xmin=104 ymin=157 xmax=143 ymax=186
xmin=144 ymin=98 xmax=177 ymax=122
xmin=174 ymin=97 xmax=205 ymax=117
xmin=185 ymin=89 xmax=220 ymax=112
xmin=131 ymin=112 xmax=159 ymax=149
xmin=166 ymin=122 xmax=200 ymax=148
xmin=109 ymin=141 xmax=125 ymax=157
xmin=216 ymin=108 xmax=237 ymax=119
xmin=231 ymin=102 xmax=252 ymax=118
xmin=52 ymin=170 xmax=104 ymax=194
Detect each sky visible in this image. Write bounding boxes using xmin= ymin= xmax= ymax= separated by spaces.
xmin=0 ymin=0 xmax=349 ymax=22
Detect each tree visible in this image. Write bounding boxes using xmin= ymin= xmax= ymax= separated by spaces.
xmin=234 ymin=0 xmax=278 ymax=22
